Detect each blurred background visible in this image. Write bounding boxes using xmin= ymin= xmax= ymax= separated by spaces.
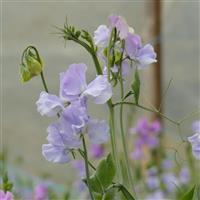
xmin=1 ymin=0 xmax=199 ymax=191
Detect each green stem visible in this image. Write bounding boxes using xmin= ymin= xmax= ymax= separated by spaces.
xmin=40 ymin=71 xmax=49 ymax=93
xmin=113 ymin=101 xmax=179 ymax=125
xmin=119 ymin=73 xmax=134 ymax=192
xmin=82 ymin=136 xmax=94 ymax=200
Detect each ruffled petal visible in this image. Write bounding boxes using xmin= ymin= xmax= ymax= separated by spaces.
xmin=36 ymin=91 xmax=64 ymax=117
xmin=59 ymin=63 xmax=87 ymax=101
xmin=94 ymin=25 xmax=110 ymax=47
xmin=83 ymin=75 xmax=112 ymax=104
xmin=42 ymin=144 xmax=70 ymax=164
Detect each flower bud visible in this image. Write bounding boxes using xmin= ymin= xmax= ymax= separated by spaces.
xmin=20 ymin=46 xmax=43 ymax=82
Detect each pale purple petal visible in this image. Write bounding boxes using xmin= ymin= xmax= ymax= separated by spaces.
xmin=145 ymin=190 xmax=166 ymax=200
xmin=88 ymin=119 xmax=109 ymax=144
xmin=42 ymin=144 xmax=70 ymax=164
xmin=36 ymin=91 xmax=64 ymax=117
xmin=61 ymin=101 xmax=88 ymax=132
xmin=136 ymin=44 xmax=157 ymax=68
xmin=108 ymin=15 xmax=129 ymax=39
xmin=188 ymin=132 xmax=200 ymax=147
xmin=83 ymin=75 xmax=112 ymax=104
xmin=125 ymin=33 xmax=142 ymax=59
xmin=59 ymin=63 xmax=87 ymax=101
xmin=94 ymin=25 xmax=110 ymax=47
xmin=150 ymin=120 xmax=162 ymax=133
xmin=162 ymin=173 xmax=179 ymax=192
xmin=146 ymin=176 xmax=160 ymax=190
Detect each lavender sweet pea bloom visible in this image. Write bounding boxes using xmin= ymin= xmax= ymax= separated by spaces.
xmin=0 ymin=190 xmax=14 ymax=200
xmin=90 ymin=144 xmax=105 ymax=159
xmin=94 ymin=25 xmax=110 ymax=47
xmin=36 ymin=91 xmax=64 ymax=117
xmin=60 ymin=63 xmax=112 ymax=104
xmin=125 ymin=33 xmax=157 ymax=68
xmin=42 ymin=120 xmax=81 ymax=164
xmin=188 ymin=132 xmax=200 ymax=160
xmin=108 ymin=14 xmax=129 ymax=39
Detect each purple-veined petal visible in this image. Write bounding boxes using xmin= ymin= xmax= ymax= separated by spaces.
xmin=87 ymin=119 xmax=109 ymax=144
xmin=94 ymin=25 xmax=110 ymax=47
xmin=36 ymin=91 xmax=64 ymax=117
xmin=83 ymin=75 xmax=112 ymax=104
xmin=42 ymin=144 xmax=70 ymax=164
xmin=59 ymin=63 xmax=87 ymax=101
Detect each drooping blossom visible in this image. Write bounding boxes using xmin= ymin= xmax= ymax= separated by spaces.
xmin=188 ymin=132 xmax=200 ymax=160
xmin=34 ymin=184 xmax=48 ymax=200
xmin=130 ymin=118 xmax=161 ymax=160
xmin=125 ymin=33 xmax=157 ymax=68
xmin=89 ymin=144 xmax=105 ymax=159
xmin=0 ymin=190 xmax=14 ymax=200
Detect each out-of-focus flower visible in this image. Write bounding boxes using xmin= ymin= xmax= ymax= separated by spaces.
xmin=145 ymin=190 xmax=166 ymax=200
xmin=125 ymin=33 xmax=157 ymax=68
xmin=89 ymin=144 xmax=105 ymax=159
xmin=188 ymin=132 xmax=200 ymax=160
xmin=162 ymin=159 xmax=173 ymax=170
xmin=130 ymin=118 xmax=161 ymax=160
xmin=146 ymin=176 xmax=160 ymax=190
xmin=0 ymin=190 xmax=14 ymax=200
xmin=108 ymin=14 xmax=129 ymax=39
xmin=34 ymin=184 xmax=48 ymax=200
xmin=192 ymin=120 xmax=200 ymax=133
xmin=94 ymin=25 xmax=110 ymax=47
xmin=179 ymin=166 xmax=190 ymax=184
xmin=162 ymin=172 xmax=179 ymax=193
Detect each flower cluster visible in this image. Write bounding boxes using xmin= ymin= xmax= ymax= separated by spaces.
xmin=130 ymin=118 xmax=161 ymax=160
xmin=36 ymin=63 xmax=112 ymax=163
xmin=94 ymin=14 xmax=157 ymax=79
xmin=187 ymin=120 xmax=200 ymax=160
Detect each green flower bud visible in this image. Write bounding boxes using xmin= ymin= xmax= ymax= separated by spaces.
xmin=20 ymin=46 xmax=43 ymax=83
xmin=25 ymin=54 xmax=43 ymax=76
xmin=20 ymin=63 xmax=31 ymax=82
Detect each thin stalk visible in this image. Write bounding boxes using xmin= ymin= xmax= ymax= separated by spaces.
xmin=119 ymin=74 xmax=134 ymax=192
xmin=82 ymin=136 xmax=94 ymax=200
xmin=40 ymin=71 xmax=49 ymax=93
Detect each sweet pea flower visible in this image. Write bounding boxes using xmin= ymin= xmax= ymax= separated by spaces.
xmin=108 ymin=14 xmax=129 ymax=39
xmin=0 ymin=190 xmax=14 ymax=200
xmin=36 ymin=63 xmax=112 ymax=117
xmin=36 ymin=92 xmax=64 ymax=117
xmin=34 ymin=184 xmax=48 ymax=200
xmin=60 ymin=63 xmax=112 ymax=104
xmin=94 ymin=25 xmax=110 ymax=47
xmin=125 ymin=33 xmax=157 ymax=68
xmin=188 ymin=132 xmax=200 ymax=160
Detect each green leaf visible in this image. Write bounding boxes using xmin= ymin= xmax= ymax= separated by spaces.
xmin=119 ymin=185 xmax=135 ymax=200
xmin=181 ymin=186 xmax=195 ymax=200
xmin=103 ymin=188 xmax=116 ymax=200
xmin=95 ymin=153 xmax=116 ymax=189
xmin=131 ymin=69 xmax=140 ymax=105
xmin=85 ymin=154 xmax=116 ymax=194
